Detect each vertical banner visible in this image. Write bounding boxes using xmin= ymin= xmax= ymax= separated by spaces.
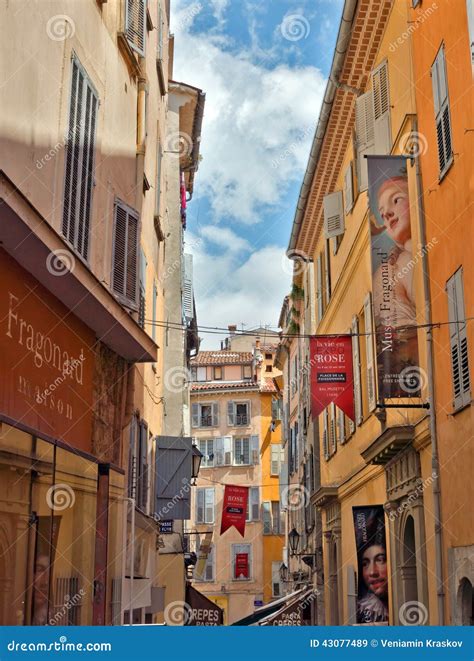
xmin=194 ymin=531 xmax=213 ymax=580
xmin=367 ymin=155 xmax=420 ymax=399
xmin=220 ymin=485 xmax=248 ymax=537
xmin=352 ymin=506 xmax=388 ymax=624
xmin=234 ymin=553 xmax=249 ymax=580
xmin=310 ymin=335 xmax=354 ymax=421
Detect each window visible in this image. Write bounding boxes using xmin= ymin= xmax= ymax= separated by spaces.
xmin=214 ymin=436 xmax=233 ymax=466
xmin=265 ymin=365 xmax=272 ymax=373
xmin=263 ymin=501 xmax=283 ymax=534
xmin=196 ymin=488 xmax=214 ymax=524
xmin=272 ymin=562 xmax=282 ymax=598
xmin=125 ymin=0 xmax=146 ymax=56
xmin=213 ymin=366 xmax=222 ymax=380
xmin=112 ymin=200 xmax=139 ymax=307
xmin=227 ymin=401 xmax=250 ymax=426
xmin=191 ymin=403 xmax=219 ymax=428
xmin=191 ymin=366 xmax=197 ymax=381
xmin=431 ymin=45 xmax=453 ymax=178
xmin=265 ymin=353 xmax=272 ymax=360
xmin=233 ymin=437 xmax=250 ymax=465
xmin=271 ymin=398 xmax=282 ymax=421
xmin=364 ymin=293 xmax=376 ymax=411
xmin=323 ymin=190 xmax=344 ymax=240
xmin=262 ymin=502 xmax=271 ymax=534
xmin=232 ymin=544 xmax=251 ymax=580
xmin=372 ymin=61 xmax=391 ymax=154
xmin=198 ymin=439 xmax=214 ymax=468
xmin=242 ymin=365 xmax=252 ymax=380
xmin=447 ymin=269 xmax=470 ymax=410
xmin=62 ymin=56 xmax=98 ymax=261
xmin=270 ymin=444 xmax=283 ymax=476
xmin=246 ymin=487 xmax=260 ymax=522
xmin=196 ymin=366 xmax=206 ymax=382
xmin=355 ymin=90 xmax=375 ymax=192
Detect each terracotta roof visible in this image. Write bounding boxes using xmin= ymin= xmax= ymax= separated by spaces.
xmin=260 ymin=378 xmax=278 ymax=393
xmin=191 ymin=381 xmax=259 ymax=393
xmin=191 ymin=350 xmax=253 ymax=366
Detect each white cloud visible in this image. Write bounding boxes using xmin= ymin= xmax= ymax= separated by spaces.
xmin=199 ymin=225 xmax=252 ymax=253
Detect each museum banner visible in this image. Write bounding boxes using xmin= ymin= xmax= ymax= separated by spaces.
xmin=352 ymin=506 xmax=389 ymax=624
xmin=367 ymin=155 xmax=420 ymax=399
xmin=220 ymin=485 xmax=248 ymax=537
xmin=310 ymin=335 xmax=354 ymax=421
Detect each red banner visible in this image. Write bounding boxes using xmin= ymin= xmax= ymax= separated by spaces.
xmin=235 ymin=553 xmax=249 ymax=579
xmin=310 ymin=335 xmax=354 ymax=421
xmin=220 ymin=485 xmax=248 ymax=537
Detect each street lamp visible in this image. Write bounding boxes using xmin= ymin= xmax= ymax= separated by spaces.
xmin=191 ymin=444 xmax=203 ymax=485
xmin=288 ymin=527 xmax=300 ymax=555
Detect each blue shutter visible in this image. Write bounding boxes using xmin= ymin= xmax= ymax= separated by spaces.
xmin=155 ymin=436 xmax=192 ymax=520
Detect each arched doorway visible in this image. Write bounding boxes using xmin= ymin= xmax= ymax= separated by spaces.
xmin=457 ymin=577 xmax=474 ymax=625
xmin=402 ymin=515 xmax=418 ymax=604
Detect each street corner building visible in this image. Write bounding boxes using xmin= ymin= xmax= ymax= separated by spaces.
xmin=278 ymin=0 xmax=474 ymax=627
xmin=185 ymin=329 xmax=287 ymax=624
xmin=0 ymin=0 xmax=205 ymax=626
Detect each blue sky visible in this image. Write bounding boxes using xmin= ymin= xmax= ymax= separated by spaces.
xmin=171 ymin=0 xmax=343 ymax=347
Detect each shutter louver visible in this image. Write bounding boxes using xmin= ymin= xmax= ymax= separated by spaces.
xmin=250 ymin=435 xmax=259 ymax=465
xmin=447 ymin=270 xmax=470 ymax=409
xmin=337 ymin=407 xmax=345 ymax=444
xmin=183 ymin=254 xmax=194 ymax=323
xmin=62 ymin=57 xmax=97 ymax=261
xmin=126 ymin=0 xmax=146 ymax=56
xmin=323 ymin=191 xmax=345 ymax=239
xmin=212 ymin=402 xmax=219 ymax=427
xmin=355 ymin=90 xmax=375 ymax=191
xmin=112 ymin=200 xmax=139 ymax=307
xmin=372 ymin=61 xmax=391 ymax=154
xmin=227 ymin=401 xmax=235 ymax=426
xmin=223 ymin=436 xmax=232 ymax=465
xmin=364 ymin=293 xmax=377 ymax=411
xmin=191 ymin=403 xmax=199 ymax=428
xmin=329 ymin=403 xmax=337 ymax=455
xmin=352 ymin=316 xmax=363 ymax=425
xmin=344 ymin=162 xmax=354 ymax=213
xmin=316 ymin=253 xmax=323 ymax=323
xmin=155 ymin=436 xmax=192 ymax=520
xmin=431 ymin=46 xmax=453 ymax=177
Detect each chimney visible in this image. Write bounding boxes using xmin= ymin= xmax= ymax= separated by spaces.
xmin=228 ymin=324 xmax=237 ymax=336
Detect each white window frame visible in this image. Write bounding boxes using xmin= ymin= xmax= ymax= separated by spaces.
xmin=233 ymin=437 xmax=250 ymax=466
xmin=196 ymin=487 xmax=215 ymax=524
xmin=198 ymin=439 xmax=214 ymax=468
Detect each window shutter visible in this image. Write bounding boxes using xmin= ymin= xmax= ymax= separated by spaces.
xmin=372 ymin=61 xmax=391 ymax=154
xmin=112 ymin=200 xmax=139 ymax=307
xmin=323 ymin=191 xmax=345 ymax=239
xmin=183 ymin=254 xmax=194 ymax=323
xmin=154 ymin=436 xmax=192 ymax=520
xmin=128 ymin=415 xmax=138 ymax=498
xmin=214 ymin=437 xmax=224 ymax=466
xmin=316 ymin=253 xmax=323 ymax=323
xmin=329 ymin=403 xmax=337 ymax=455
xmin=223 ymin=436 xmax=232 ymax=465
xmin=212 ymin=402 xmax=219 ymax=427
xmin=352 ymin=316 xmax=363 ymax=425
xmin=196 ymin=489 xmax=205 ymax=523
xmin=262 ymin=502 xmax=272 ymax=534
xmin=155 ymin=144 xmax=162 ymax=215
xmin=125 ymin=0 xmax=146 ymax=56
xmin=337 ymin=407 xmax=346 ymax=444
xmin=364 ymin=293 xmax=377 ymax=411
xmin=157 ymin=2 xmax=164 ymax=61
xmin=431 ymin=46 xmax=453 ymax=176
xmin=248 ymin=487 xmax=259 ymax=521
xmin=138 ymin=248 xmax=146 ymax=328
xmin=279 ymin=461 xmax=288 ymax=508
xmin=324 ymin=241 xmax=331 ymax=306
xmin=355 ymin=90 xmax=375 ymax=191
xmin=62 ymin=57 xmax=98 ymax=261
xmin=344 ymin=162 xmax=354 ymax=214
xmin=250 ymin=435 xmax=259 ymax=464
xmin=191 ymin=403 xmax=199 ymax=428
xmin=447 ymin=270 xmax=470 ymax=409
xmin=322 ymin=408 xmax=329 ymax=460
xmin=227 ymin=401 xmax=235 ymax=425
xmin=271 ymin=444 xmax=280 ymax=475
xmin=205 ymin=488 xmax=215 ymax=524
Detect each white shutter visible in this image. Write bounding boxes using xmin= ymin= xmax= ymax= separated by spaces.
xmin=372 ymin=61 xmax=391 ymax=154
xmin=183 ymin=254 xmax=194 ymax=323
xmin=316 ymin=253 xmax=323 ymax=323
xmin=352 ymin=316 xmax=363 ymax=425
xmin=205 ymin=488 xmax=214 ymax=523
xmin=212 ymin=402 xmax=219 ymax=427
xmin=262 ymin=502 xmax=272 ymax=534
xmin=271 ymin=444 xmax=280 ymax=475
xmin=364 ymin=293 xmax=377 ymax=411
xmin=322 ymin=408 xmax=329 ymax=460
xmin=324 ymin=241 xmax=331 ymax=306
xmin=307 ymin=262 xmax=316 ymax=332
xmin=250 ymin=435 xmax=259 ymax=465
xmin=323 ymin=191 xmax=345 ymax=239
xmin=214 ymin=437 xmax=224 ymax=466
xmin=191 ymin=403 xmax=199 ymax=428
xmin=431 ymin=46 xmax=453 ymax=176
xmin=125 ymin=0 xmax=146 ymax=56
xmin=355 ymin=90 xmax=375 ymax=191
xmin=196 ymin=489 xmax=205 ymax=523
xmin=223 ymin=436 xmax=232 ymax=465
xmin=329 ymin=403 xmax=337 ymax=455
xmin=251 ymin=488 xmax=259 ymax=521
xmin=447 ymin=270 xmax=470 ymax=409
xmin=337 ymin=407 xmax=346 ymax=445
xmin=227 ymin=401 xmax=235 ymax=425
xmin=344 ymin=162 xmax=354 ymax=214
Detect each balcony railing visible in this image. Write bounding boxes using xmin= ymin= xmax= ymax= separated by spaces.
xmin=235 ymin=414 xmax=248 ymax=426
xmin=200 ymin=415 xmax=213 ymax=427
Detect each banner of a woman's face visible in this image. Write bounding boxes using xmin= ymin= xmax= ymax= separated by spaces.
xmin=352 ymin=506 xmax=389 ymax=624
xmin=367 ymin=155 xmax=420 ymax=399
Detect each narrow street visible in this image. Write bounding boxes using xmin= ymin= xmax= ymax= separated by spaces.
xmin=0 ymin=0 xmax=473 ymax=650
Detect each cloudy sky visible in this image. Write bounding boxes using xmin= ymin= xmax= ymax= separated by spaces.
xmin=171 ymin=0 xmax=343 ymax=348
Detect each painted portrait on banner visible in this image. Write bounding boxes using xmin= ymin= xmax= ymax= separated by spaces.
xmin=367 ymin=155 xmax=420 ymax=399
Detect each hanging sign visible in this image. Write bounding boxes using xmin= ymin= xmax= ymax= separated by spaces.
xmin=220 ymin=485 xmax=248 ymax=537
xmin=352 ymin=506 xmax=389 ymax=624
xmin=234 ymin=553 xmax=249 ymax=579
xmin=310 ymin=335 xmax=354 ymax=420
xmin=367 ymin=155 xmax=420 ymax=399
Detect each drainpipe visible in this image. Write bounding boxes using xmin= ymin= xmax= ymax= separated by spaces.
xmin=136 ymin=58 xmax=147 ymax=210
xmin=413 ymin=117 xmax=445 ymax=624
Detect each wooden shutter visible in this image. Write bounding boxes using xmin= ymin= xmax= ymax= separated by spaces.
xmin=355 ymin=90 xmax=375 ymax=191
xmin=227 ymin=401 xmax=235 ymax=425
xmin=157 ymin=2 xmax=164 ymax=61
xmin=248 ymin=487 xmax=259 ymax=521
xmin=250 ymin=435 xmax=259 ymax=464
xmin=128 ymin=415 xmax=138 ymax=498
xmin=214 ymin=437 xmax=224 ymax=466
xmin=372 ymin=61 xmax=391 ymax=154
xmin=212 ymin=402 xmax=219 ymax=427
xmin=352 ymin=316 xmax=363 ymax=425
xmin=324 ymin=241 xmax=331 ymax=306
xmin=191 ymin=403 xmax=199 ymax=428
xmin=196 ymin=488 xmax=205 ymax=523
xmin=316 ymin=253 xmax=323 ymax=323
xmin=138 ymin=248 xmax=146 ymax=328
xmin=262 ymin=502 xmax=272 ymax=534
xmin=337 ymin=407 xmax=345 ymax=445
xmin=323 ymin=191 xmax=345 ymax=239
xmin=183 ymin=254 xmax=194 ymax=322
xmin=223 ymin=436 xmax=232 ymax=465
xmin=431 ymin=45 xmax=453 ymax=176
xmin=364 ymin=293 xmax=377 ymax=411
xmin=344 ymin=162 xmax=354 ymax=213
xmin=329 ymin=403 xmax=337 ymax=455
xmin=152 ymin=282 xmax=157 ymax=341
xmin=112 ymin=200 xmax=139 ymax=307
xmin=138 ymin=420 xmax=148 ymax=511
xmin=447 ymin=270 xmax=470 ymax=409
xmin=205 ymin=488 xmax=214 ymax=523
xmin=155 ymin=144 xmax=162 ymax=215
xmin=62 ymin=57 xmax=98 ymax=261
xmin=125 ymin=0 xmax=146 ymax=56
xmin=271 ymin=444 xmax=280 ymax=475
xmin=155 ymin=436 xmax=192 ymax=520
xmin=322 ymin=408 xmax=329 ymax=460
